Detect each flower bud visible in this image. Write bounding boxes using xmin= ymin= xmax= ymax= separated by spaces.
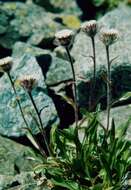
xmin=55 ymin=29 xmax=74 ymax=47
xmin=0 ymin=56 xmax=13 ymax=73
xmin=81 ymin=20 xmax=98 ymax=37
xmin=19 ymin=75 xmax=37 ymax=92
xmin=100 ymin=29 xmax=119 ymax=46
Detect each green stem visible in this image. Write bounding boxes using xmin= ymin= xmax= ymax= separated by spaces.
xmin=28 ymin=91 xmax=51 ymax=156
xmin=106 ymin=46 xmax=111 ymax=132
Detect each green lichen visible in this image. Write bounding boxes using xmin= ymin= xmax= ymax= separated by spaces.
xmin=61 ymin=15 xmax=80 ymax=29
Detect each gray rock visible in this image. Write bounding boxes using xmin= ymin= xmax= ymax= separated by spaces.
xmin=0 ymin=1 xmax=81 ymax=50
xmin=0 ymin=2 xmax=63 ymax=49
xmin=45 ymin=54 xmax=72 ymax=86
xmin=33 ymin=0 xmax=81 ymax=15
xmin=71 ymin=4 xmax=131 ymax=108
xmin=0 ymin=42 xmax=58 ymax=137
xmin=99 ymin=105 xmax=131 ymax=139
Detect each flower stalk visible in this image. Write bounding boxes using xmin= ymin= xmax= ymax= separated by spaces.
xmin=7 ymin=72 xmax=29 ymax=129
xmin=28 ymin=91 xmax=51 ymax=155
xmin=81 ymin=20 xmax=98 ymax=110
xmin=55 ymin=29 xmax=81 ymax=153
xmin=105 ymin=45 xmax=111 ymax=132
xmin=100 ymin=28 xmax=119 ymax=131
xmin=19 ymin=75 xmax=51 ymax=156
xmin=55 ymin=29 xmax=79 ymax=128
xmin=91 ymin=36 xmax=96 ymax=83
xmin=8 ymin=73 xmax=47 ymax=157
xmin=65 ymin=47 xmax=78 ymax=128
xmin=89 ymin=36 xmax=97 ymax=110
xmin=0 ymin=56 xmax=47 ymax=157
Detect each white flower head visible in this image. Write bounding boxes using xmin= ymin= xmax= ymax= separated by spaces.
xmin=81 ymin=20 xmax=98 ymax=37
xmin=0 ymin=56 xmax=13 ymax=73
xmin=55 ymin=29 xmax=74 ymax=47
xmin=100 ymin=29 xmax=119 ymax=46
xmin=19 ymin=75 xmax=38 ymax=92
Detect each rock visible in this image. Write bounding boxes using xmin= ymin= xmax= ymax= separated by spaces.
xmin=35 ymin=46 xmax=76 ymax=128
xmin=0 ymin=135 xmax=44 ymax=190
xmin=99 ymin=105 xmax=131 ymax=138
xmin=0 ymin=42 xmax=58 ymax=137
xmin=71 ymin=4 xmax=131 ymax=108
xmin=0 ymin=173 xmax=38 ymax=190
xmin=0 ymin=135 xmax=35 ymax=175
xmin=44 ymin=55 xmax=72 ymax=86
xmin=33 ymin=0 xmax=81 ymax=15
xmin=0 ymin=2 xmax=64 ymax=49
xmin=0 ymin=2 xmax=81 ymax=50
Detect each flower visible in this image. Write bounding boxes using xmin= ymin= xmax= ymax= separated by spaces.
xmin=19 ymin=75 xmax=37 ymax=92
xmin=55 ymin=29 xmax=74 ymax=47
xmin=0 ymin=56 xmax=13 ymax=73
xmin=100 ymin=29 xmax=119 ymax=46
xmin=81 ymin=20 xmax=98 ymax=37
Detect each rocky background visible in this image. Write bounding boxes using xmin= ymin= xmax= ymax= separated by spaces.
xmin=0 ymin=0 xmax=131 ymax=189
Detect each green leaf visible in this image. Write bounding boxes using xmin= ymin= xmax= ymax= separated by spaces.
xmin=99 ymin=152 xmax=113 ymax=185
xmin=55 ymin=130 xmax=69 ymax=159
xmin=91 ymin=184 xmax=103 ymax=190
xmin=25 ymin=128 xmax=40 ymax=150
xmin=48 ymin=167 xmax=64 ymax=176
xmin=51 ymin=178 xmax=79 ymax=190
xmin=116 ymin=140 xmax=131 ymax=159
xmin=119 ymin=92 xmax=131 ymax=101
xmin=112 ymin=92 xmax=131 ymax=106
xmin=34 ymin=164 xmax=46 ymax=174
xmin=57 ymin=127 xmax=75 ymax=141
xmin=50 ymin=125 xmax=58 ymax=155
xmin=118 ymin=118 xmax=131 ymax=138
xmin=93 ymin=0 xmax=105 ymax=7
xmin=110 ymin=118 xmax=115 ymax=144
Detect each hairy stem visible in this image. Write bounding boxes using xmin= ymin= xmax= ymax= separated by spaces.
xmin=7 ymin=72 xmax=29 ymax=128
xmin=65 ymin=47 xmax=78 ymax=128
xmin=91 ymin=36 xmax=96 ymax=83
xmin=106 ymin=46 xmax=111 ymax=132
xmin=7 ymin=72 xmax=46 ymax=157
xmin=89 ymin=36 xmax=96 ymax=111
xmin=28 ymin=91 xmax=51 ymax=155
xmin=65 ymin=47 xmax=81 ymax=154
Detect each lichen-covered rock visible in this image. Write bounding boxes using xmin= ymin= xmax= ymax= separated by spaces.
xmin=0 ymin=2 xmax=81 ymax=50
xmin=45 ymin=55 xmax=72 ymax=86
xmin=0 ymin=2 xmax=64 ymax=49
xmin=71 ymin=4 xmax=131 ymax=108
xmin=0 ymin=173 xmax=38 ymax=190
xmin=0 ymin=135 xmax=44 ymax=190
xmin=33 ymin=0 xmax=81 ymax=15
xmin=0 ymin=42 xmax=58 ymax=137
xmin=0 ymin=136 xmax=35 ymax=175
